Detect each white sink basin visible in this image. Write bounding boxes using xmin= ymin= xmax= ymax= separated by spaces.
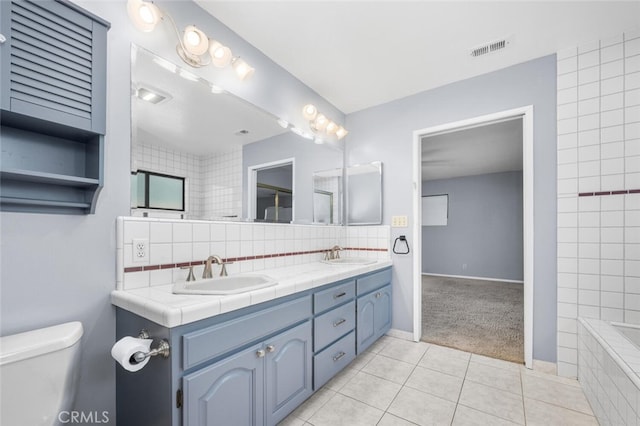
xmin=321 ymin=257 xmax=377 ymax=265
xmin=172 ymin=274 xmax=277 ymax=295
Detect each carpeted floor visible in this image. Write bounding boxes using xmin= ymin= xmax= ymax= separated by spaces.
xmin=421 ymin=275 xmax=524 ymax=364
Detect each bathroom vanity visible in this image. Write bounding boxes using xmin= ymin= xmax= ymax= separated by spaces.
xmin=113 ymin=264 xmax=392 ymax=426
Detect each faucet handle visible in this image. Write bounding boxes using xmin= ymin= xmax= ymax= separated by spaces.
xmin=180 ymin=266 xmax=196 ymax=282
xmin=219 ymin=261 xmax=234 ymax=277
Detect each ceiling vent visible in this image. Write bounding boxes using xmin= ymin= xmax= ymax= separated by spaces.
xmin=470 ymin=37 xmax=511 ymax=57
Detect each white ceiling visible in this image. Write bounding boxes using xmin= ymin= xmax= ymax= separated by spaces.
xmin=422 ymin=118 xmax=523 ymax=181
xmin=197 ymin=1 xmax=640 ymax=114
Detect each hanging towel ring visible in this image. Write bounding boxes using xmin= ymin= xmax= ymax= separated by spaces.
xmin=393 ymin=235 xmax=410 ymax=254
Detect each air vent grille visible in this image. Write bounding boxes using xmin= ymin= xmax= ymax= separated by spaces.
xmin=470 ymin=38 xmax=510 ymax=57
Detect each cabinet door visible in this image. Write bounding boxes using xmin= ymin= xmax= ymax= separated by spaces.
xmin=356 ymin=284 xmax=393 ymax=354
xmin=265 ymin=321 xmax=312 ymax=426
xmin=183 ymin=343 xmax=265 ymax=426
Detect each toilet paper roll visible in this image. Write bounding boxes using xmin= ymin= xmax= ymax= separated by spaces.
xmin=111 ymin=336 xmax=153 ymax=372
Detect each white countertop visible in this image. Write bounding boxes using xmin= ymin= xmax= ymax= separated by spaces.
xmin=111 ymin=260 xmax=392 ymax=328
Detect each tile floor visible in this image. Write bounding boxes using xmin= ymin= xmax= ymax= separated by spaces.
xmin=279 ymin=336 xmax=598 ymax=426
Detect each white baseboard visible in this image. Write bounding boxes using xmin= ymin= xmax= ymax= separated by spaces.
xmin=386 ymin=328 xmax=415 ymax=341
xmin=422 ymin=272 xmax=524 ymax=284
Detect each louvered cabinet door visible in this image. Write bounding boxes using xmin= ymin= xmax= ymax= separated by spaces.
xmin=0 ymin=0 xmax=108 ymax=134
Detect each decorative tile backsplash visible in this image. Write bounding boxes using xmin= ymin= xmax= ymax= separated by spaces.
xmin=556 ymin=29 xmax=640 ymax=378
xmin=116 ymin=217 xmax=391 ymax=290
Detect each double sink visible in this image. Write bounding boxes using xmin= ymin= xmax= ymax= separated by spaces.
xmin=172 ymin=257 xmax=377 ymax=295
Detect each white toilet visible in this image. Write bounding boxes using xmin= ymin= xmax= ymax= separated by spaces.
xmin=0 ymin=321 xmax=83 ymax=426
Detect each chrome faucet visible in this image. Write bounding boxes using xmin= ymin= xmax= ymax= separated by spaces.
xmin=203 ymin=255 xmax=228 ymax=278
xmin=328 ymin=245 xmax=343 ymax=260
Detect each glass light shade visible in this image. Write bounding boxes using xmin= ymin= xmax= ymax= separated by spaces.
xmin=127 ymin=0 xmax=161 ymax=32
xmin=232 ymin=57 xmax=255 ymax=80
xmin=302 ymin=104 xmax=318 ymax=121
xmin=277 ymin=119 xmax=290 ymax=129
xmin=336 ymin=126 xmax=349 ymax=140
xmin=209 ymin=40 xmax=232 ymax=67
xmin=314 ymin=136 xmax=324 ymax=144
xmin=325 ymin=121 xmax=338 ymax=135
xmin=210 ymin=84 xmax=225 ymax=94
xmin=183 ymin=26 xmax=209 ymax=56
xmin=313 ymin=114 xmax=328 ymax=131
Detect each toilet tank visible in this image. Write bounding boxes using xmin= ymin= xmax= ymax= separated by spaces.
xmin=0 ymin=321 xmax=83 ymax=426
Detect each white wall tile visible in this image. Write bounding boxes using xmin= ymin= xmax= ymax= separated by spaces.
xmin=626 ymin=293 xmax=640 ymax=310
xmin=578 ymin=50 xmax=599 ymax=69
xmin=172 ymin=242 xmax=192 ymax=263
xmin=579 ymin=176 xmax=600 ymax=192
xmin=150 ymin=222 xmax=172 ymax=243
xmin=602 ymin=44 xmax=624 ymax=63
xmin=578 ymin=243 xmax=599 ymax=259
xmin=149 ymin=243 xmax=172 ymax=265
xmin=558 ymin=73 xmax=578 ymax=90
xmin=558 ymin=133 xmax=578 ymax=149
xmin=601 ymin=125 xmax=624 ymax=143
xmin=558 ymin=272 xmax=578 ymax=288
xmin=626 ymin=38 xmax=640 ymax=57
xmin=602 ymin=76 xmax=624 ymax=96
xmin=626 ymin=105 xmax=640 ymax=124
xmin=601 ymin=60 xmax=624 ymax=80
xmin=578 ymin=98 xmax=599 ymax=116
xmin=173 ymin=223 xmax=192 ymax=243
xmin=123 ymin=271 xmax=149 ymax=290
xmin=578 ymin=113 xmax=600 ymax=131
xmin=558 ymin=87 xmax=578 ymax=105
xmin=578 ymin=195 xmax=600 ymax=211
xmin=601 ymin=142 xmax=624 ymax=160
xmin=627 ymin=55 xmax=640 ymax=74
xmin=578 ymin=273 xmax=600 ymax=290
xmin=602 ymin=174 xmax=624 ymax=191
xmin=601 ymin=243 xmax=623 ymax=260
xmin=627 ymin=244 xmax=640 ymax=260
xmin=627 ymin=260 xmax=640 ymax=277
xmin=579 ymin=129 xmax=600 ymax=146
xmin=579 ymin=227 xmax=600 ymax=243
xmin=626 ymin=72 xmax=640 ymax=91
xmin=601 ymin=275 xmax=623 ymax=292
xmin=601 ymin=291 xmax=624 ymax=309
xmin=601 ymin=109 xmax=624 ymax=128
xmin=601 ymin=211 xmax=624 ymax=227
xmin=578 ymin=82 xmax=600 ymax=100
xmin=558 ymin=56 xmax=578 ymax=74
xmin=601 ymin=259 xmax=623 ymax=276
xmin=579 ymin=289 xmax=600 ymax=306
xmin=124 ymin=220 xmax=150 ymax=243
xmin=579 ymin=258 xmax=600 ymax=274
xmin=578 ymin=66 xmax=600 ymax=85
xmin=627 ymin=89 xmax=640 ymax=107
xmin=579 ymin=145 xmax=600 ymax=162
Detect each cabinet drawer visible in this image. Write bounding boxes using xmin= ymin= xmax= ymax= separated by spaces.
xmin=183 ymin=295 xmax=312 ymax=370
xmin=314 ymin=280 xmax=355 ymax=314
xmin=356 ymin=268 xmax=392 ymax=295
xmin=314 ymin=301 xmax=355 ymax=351
xmin=313 ymin=331 xmax=355 ymax=390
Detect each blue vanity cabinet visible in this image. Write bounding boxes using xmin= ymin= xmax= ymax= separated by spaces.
xmin=183 ymin=321 xmax=312 ymax=426
xmin=0 ymin=0 xmax=110 ymax=214
xmin=356 ymin=269 xmax=393 ymax=353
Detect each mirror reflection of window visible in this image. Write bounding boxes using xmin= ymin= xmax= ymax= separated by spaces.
xmin=346 ymin=161 xmax=382 ymax=225
xmin=131 ymin=170 xmax=185 ymax=211
xmin=313 ymin=190 xmax=333 ymax=224
xmin=312 ymin=168 xmax=342 ymax=225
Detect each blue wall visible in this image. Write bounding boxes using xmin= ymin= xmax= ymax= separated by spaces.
xmin=422 ymin=171 xmax=523 ymax=282
xmin=346 ymin=55 xmax=557 ymax=362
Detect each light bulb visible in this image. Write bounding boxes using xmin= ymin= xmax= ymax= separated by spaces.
xmin=302 ymin=104 xmax=317 ymax=121
xmin=209 ymin=40 xmax=232 ymax=67
xmin=336 ymin=126 xmax=348 ymax=140
xmin=210 ymin=85 xmax=225 ymax=94
xmin=182 ymin=26 xmax=209 ymax=56
xmin=127 ymin=0 xmax=161 ymax=32
xmin=314 ymin=114 xmax=328 ymax=131
xmin=277 ymin=119 xmax=290 ymax=129
xmin=326 ymin=121 xmax=338 ymax=135
xmin=232 ymin=57 xmax=255 ymax=80
xmin=314 ymin=136 xmax=324 ymax=144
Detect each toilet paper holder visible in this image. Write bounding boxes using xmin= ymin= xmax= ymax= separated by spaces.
xmin=131 ymin=330 xmax=170 ymax=364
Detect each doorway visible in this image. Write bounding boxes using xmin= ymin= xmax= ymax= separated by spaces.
xmin=412 ymin=107 xmax=534 ymax=368
xmin=247 ymin=158 xmax=294 ymax=223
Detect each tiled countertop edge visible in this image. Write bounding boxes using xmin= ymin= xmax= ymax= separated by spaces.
xmin=112 ymin=260 xmax=393 ymax=328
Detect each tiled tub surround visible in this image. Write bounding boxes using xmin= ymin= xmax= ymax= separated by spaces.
xmin=117 ymin=217 xmax=390 ymax=291
xmin=578 ymin=318 xmax=640 ymax=425
xmin=556 ymin=28 xmax=640 ymax=378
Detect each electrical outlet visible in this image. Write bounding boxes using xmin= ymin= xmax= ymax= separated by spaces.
xmin=133 ymin=238 xmax=149 ymax=262
xmin=391 ymin=215 xmax=408 ymax=228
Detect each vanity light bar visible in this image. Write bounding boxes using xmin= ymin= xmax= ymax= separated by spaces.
xmin=302 ymin=104 xmax=348 ymax=140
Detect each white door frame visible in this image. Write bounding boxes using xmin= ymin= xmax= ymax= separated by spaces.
xmin=412 ymin=106 xmax=534 ymax=369
xmin=247 ymin=157 xmax=296 ymax=222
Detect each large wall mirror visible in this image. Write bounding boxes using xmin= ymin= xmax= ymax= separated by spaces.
xmin=130 ymin=44 xmax=344 ymax=224
xmin=346 ymin=161 xmax=383 ymax=225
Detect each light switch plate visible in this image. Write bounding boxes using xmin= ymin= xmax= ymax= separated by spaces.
xmin=391 ymin=215 xmax=408 ymax=228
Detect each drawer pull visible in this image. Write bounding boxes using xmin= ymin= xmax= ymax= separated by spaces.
xmin=375 ymin=292 xmax=382 ymax=299
xmin=256 ymin=349 xmax=265 ymax=358
xmin=333 ymin=318 xmax=347 ymax=327
xmin=266 ymin=344 xmax=275 ymax=353
xmin=333 ymin=291 xmax=347 ymax=299
xmin=333 ymin=351 xmax=346 ymax=362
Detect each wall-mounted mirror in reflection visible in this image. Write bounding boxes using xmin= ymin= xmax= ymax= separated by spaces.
xmin=346 ymin=161 xmax=383 ymax=225
xmin=313 ymin=168 xmax=342 ymax=225
xmin=130 ymin=44 xmax=344 ymax=223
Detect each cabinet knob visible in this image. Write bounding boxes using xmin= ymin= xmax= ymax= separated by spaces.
xmin=266 ymin=345 xmax=275 ymax=353
xmin=0 ymin=34 xmax=6 ymax=44
xmin=375 ymin=292 xmax=382 ymax=298
xmin=256 ymin=349 xmax=266 ymax=358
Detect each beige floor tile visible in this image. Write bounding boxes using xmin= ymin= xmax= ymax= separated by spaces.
xmin=361 ymin=354 xmax=415 ymax=384
xmin=465 ymin=361 xmax=522 ymax=395
xmin=290 ymin=388 xmax=335 ymax=420
xmin=524 ymin=398 xmax=599 ymax=426
xmin=277 ymin=415 xmax=306 ymax=426
xmin=366 ymin=335 xmax=396 ymax=354
xmin=349 ymin=350 xmax=376 ymax=370
xmin=470 ymin=353 xmax=523 ymax=372
xmin=424 ymin=344 xmax=472 ymax=361
xmin=323 ymin=365 xmax=358 ymax=392
xmin=308 ymin=393 xmax=384 ymax=426
xmin=452 ymin=405 xmax=520 ymax=426
xmin=418 ymin=350 xmax=469 ymax=378
xmin=377 ymin=412 xmax=418 ymax=425
xmin=522 ymin=373 xmax=594 ymax=415
xmin=520 ymin=365 xmax=582 ymax=388
xmin=458 ymin=381 xmax=525 ymax=424
xmin=338 ymin=371 xmax=402 ymax=410
xmin=379 ymin=338 xmax=430 ymax=365
xmin=387 ymin=386 xmax=457 ymax=426
xmin=404 ymin=365 xmax=463 ymax=402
